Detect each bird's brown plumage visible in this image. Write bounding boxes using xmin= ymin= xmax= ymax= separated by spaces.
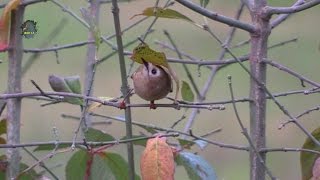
xmin=131 ymin=62 xmax=172 ymax=102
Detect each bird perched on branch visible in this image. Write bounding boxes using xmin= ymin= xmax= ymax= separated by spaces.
xmin=131 ymin=60 xmax=172 ymax=109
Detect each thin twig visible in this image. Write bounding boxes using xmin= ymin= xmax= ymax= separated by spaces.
xmin=182 ymin=3 xmax=245 ymax=134
xmin=202 ymin=21 xmax=320 ymax=148
xmin=50 ymin=0 xmax=116 ymax=49
xmin=263 ymin=59 xmax=320 ymax=88
xmin=175 ymin=0 xmax=255 ymax=33
xmin=228 ymin=76 xmax=276 ymax=180
xmin=0 ymin=133 xmax=179 ymax=149
xmin=279 ymin=105 xmax=320 ymax=129
xmin=78 ymin=113 xmax=249 ymax=151
xmin=22 ymin=147 xmax=59 ymax=180
xmin=163 ymin=30 xmax=201 ymax=99
xmin=260 ymin=147 xmax=320 ymax=155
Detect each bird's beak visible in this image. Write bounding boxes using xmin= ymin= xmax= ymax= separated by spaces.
xmin=142 ymin=58 xmax=149 ymax=72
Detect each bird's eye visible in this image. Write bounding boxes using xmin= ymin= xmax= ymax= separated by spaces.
xmin=151 ymin=68 xmax=157 ymax=75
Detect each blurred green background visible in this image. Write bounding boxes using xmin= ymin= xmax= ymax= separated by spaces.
xmin=0 ymin=0 xmax=320 ymax=179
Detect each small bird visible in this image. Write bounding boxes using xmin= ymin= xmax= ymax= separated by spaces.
xmin=131 ymin=60 xmax=172 ymax=109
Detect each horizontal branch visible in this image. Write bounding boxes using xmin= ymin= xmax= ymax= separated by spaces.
xmin=175 ymin=0 xmax=256 ymax=33
xmin=279 ymin=104 xmax=320 ymax=129
xmin=265 ymin=0 xmax=320 ymax=15
xmin=0 ymin=91 xmax=225 ymax=110
xmin=84 ymin=113 xmax=250 ymax=151
xmin=260 ymin=147 xmax=320 ymax=155
xmin=23 ymin=41 xmax=93 ymax=53
xmin=264 ymin=59 xmax=320 ymax=88
xmin=167 ymin=86 xmax=320 ymax=106
xmin=0 ymin=133 xmax=179 ymax=149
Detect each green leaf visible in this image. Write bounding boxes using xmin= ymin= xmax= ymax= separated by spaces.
xmin=48 ymin=75 xmax=83 ymax=105
xmin=178 ymin=139 xmax=195 ymax=149
xmin=99 ymin=152 xmax=140 ymax=180
xmin=181 ymin=81 xmax=194 ymax=102
xmin=19 ymin=163 xmax=39 ymax=180
xmin=64 ymin=76 xmax=82 ymax=95
xmin=0 ymin=161 xmax=39 ymax=180
xmin=85 ymin=128 xmax=115 ymax=142
xmin=301 ymin=127 xmax=320 ymax=180
xmin=131 ymin=7 xmax=194 ymax=23
xmin=0 ymin=119 xmax=6 ymax=136
xmin=176 ymin=152 xmax=217 ymax=180
xmin=33 ymin=144 xmax=70 ymax=152
xmin=66 ymin=150 xmax=140 ymax=180
xmin=48 ymin=75 xmax=72 ymax=93
xmin=200 ymin=0 xmax=210 ymax=7
xmin=65 ymin=150 xmax=90 ymax=180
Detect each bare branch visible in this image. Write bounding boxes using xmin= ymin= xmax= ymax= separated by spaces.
xmin=0 ymin=133 xmax=179 ymax=149
xmin=270 ymin=0 xmax=305 ymax=28
xmin=266 ymin=0 xmax=320 ymax=15
xmin=260 ymin=147 xmax=320 ymax=155
xmin=263 ymin=59 xmax=320 ymax=88
xmin=182 ymin=3 xmax=245 ymax=135
xmin=279 ymin=105 xmax=320 ymax=129
xmin=175 ymin=0 xmax=255 ymax=33
xmin=228 ymin=76 xmax=276 ymax=180
xmin=86 ymin=113 xmax=249 ymax=151
xmin=22 ymin=147 xmax=59 ymax=180
xmin=23 ymin=41 xmax=94 ymax=53
xmin=163 ymin=30 xmax=201 ymax=99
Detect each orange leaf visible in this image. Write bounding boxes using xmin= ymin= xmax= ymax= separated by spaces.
xmin=140 ymin=135 xmax=175 ymax=180
xmin=313 ymin=157 xmax=320 ymax=180
xmin=0 ymin=0 xmax=21 ymax=51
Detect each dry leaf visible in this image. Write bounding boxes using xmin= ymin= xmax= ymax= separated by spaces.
xmin=87 ymin=97 xmax=114 ymax=112
xmin=131 ymin=7 xmax=193 ymax=23
xmin=140 ymin=135 xmax=175 ymax=180
xmin=0 ymin=0 xmax=21 ymax=51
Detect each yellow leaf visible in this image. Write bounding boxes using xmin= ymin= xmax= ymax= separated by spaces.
xmin=140 ymin=135 xmax=175 ymax=180
xmin=131 ymin=7 xmax=193 ymax=23
xmin=87 ymin=97 xmax=114 ymax=112
xmin=0 ymin=0 xmax=21 ymax=51
xmin=131 ymin=43 xmax=169 ymax=68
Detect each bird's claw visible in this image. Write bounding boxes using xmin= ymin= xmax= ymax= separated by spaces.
xmin=149 ymin=101 xmax=156 ymax=109
xmin=119 ymin=101 xmax=126 ymax=109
